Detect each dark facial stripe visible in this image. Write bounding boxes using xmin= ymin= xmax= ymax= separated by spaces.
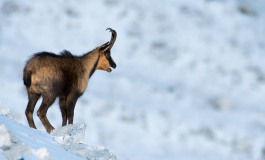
xmin=104 ymin=52 xmax=116 ymax=69
xmin=89 ymin=59 xmax=98 ymax=78
xmin=108 ymin=57 xmax=116 ymax=68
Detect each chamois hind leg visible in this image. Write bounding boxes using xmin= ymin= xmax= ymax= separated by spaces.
xmin=59 ymin=96 xmax=67 ymax=126
xmin=25 ymin=93 xmax=40 ymax=129
xmin=37 ymin=94 xmax=56 ymax=133
xmin=66 ymin=94 xmax=79 ymax=124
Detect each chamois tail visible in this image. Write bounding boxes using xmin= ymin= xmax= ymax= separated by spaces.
xmin=23 ymin=70 xmax=32 ymax=88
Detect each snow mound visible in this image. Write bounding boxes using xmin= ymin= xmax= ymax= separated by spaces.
xmin=32 ymin=147 xmax=50 ymax=160
xmin=51 ymin=123 xmax=119 ymax=160
xmin=0 ymin=121 xmax=38 ymax=160
xmin=0 ymin=108 xmax=119 ymax=160
xmin=51 ymin=123 xmax=86 ymax=144
xmin=64 ymin=145 xmax=119 ymax=160
xmin=0 ymin=108 xmax=10 ymax=116
xmin=0 ymin=124 xmax=11 ymax=147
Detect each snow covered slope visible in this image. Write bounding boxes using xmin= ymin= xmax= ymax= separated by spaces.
xmin=0 ymin=108 xmax=118 ymax=160
xmin=0 ymin=0 xmax=265 ymax=160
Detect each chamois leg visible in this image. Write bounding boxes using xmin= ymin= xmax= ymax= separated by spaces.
xmin=59 ymin=96 xmax=67 ymax=126
xmin=68 ymin=103 xmax=76 ymax=124
xmin=66 ymin=94 xmax=79 ymax=124
xmin=37 ymin=95 xmax=56 ymax=133
xmin=25 ymin=93 xmax=40 ymax=129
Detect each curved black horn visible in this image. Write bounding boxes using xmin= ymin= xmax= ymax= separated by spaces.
xmin=103 ymin=28 xmax=117 ymax=52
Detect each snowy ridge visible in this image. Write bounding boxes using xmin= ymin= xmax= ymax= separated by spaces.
xmin=0 ymin=108 xmax=119 ymax=160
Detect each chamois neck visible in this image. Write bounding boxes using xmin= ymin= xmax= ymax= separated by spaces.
xmin=82 ymin=49 xmax=100 ymax=78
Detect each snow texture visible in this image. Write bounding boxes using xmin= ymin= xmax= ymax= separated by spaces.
xmin=0 ymin=108 xmax=118 ymax=160
xmin=51 ymin=123 xmax=87 ymax=145
xmin=0 ymin=0 xmax=265 ymax=160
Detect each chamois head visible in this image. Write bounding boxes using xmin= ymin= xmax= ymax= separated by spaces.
xmin=96 ymin=28 xmax=117 ymax=72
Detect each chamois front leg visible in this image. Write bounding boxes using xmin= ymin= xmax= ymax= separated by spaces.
xmin=59 ymin=96 xmax=67 ymax=126
xmin=66 ymin=93 xmax=79 ymax=124
xmin=37 ymin=95 xmax=56 ymax=133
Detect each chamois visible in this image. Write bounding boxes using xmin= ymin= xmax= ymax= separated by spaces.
xmin=23 ymin=28 xmax=117 ymax=133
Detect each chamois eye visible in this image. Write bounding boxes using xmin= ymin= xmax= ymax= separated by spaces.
xmin=105 ymin=53 xmax=110 ymax=58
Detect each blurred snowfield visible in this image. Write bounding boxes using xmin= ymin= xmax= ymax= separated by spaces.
xmin=0 ymin=0 xmax=265 ymax=159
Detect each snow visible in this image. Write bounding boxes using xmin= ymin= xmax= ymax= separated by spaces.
xmin=51 ymin=123 xmax=86 ymax=145
xmin=0 ymin=108 xmax=118 ymax=160
xmin=0 ymin=124 xmax=11 ymax=147
xmin=0 ymin=0 xmax=265 ymax=160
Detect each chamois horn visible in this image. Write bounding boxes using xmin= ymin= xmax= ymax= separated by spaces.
xmin=103 ymin=28 xmax=117 ymax=52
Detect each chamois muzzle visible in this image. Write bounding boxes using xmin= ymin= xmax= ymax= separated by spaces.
xmin=106 ymin=56 xmax=116 ymax=72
